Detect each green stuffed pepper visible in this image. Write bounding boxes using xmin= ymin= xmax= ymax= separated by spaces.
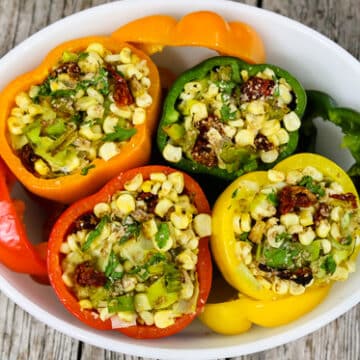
xmin=157 ymin=56 xmax=307 ymax=180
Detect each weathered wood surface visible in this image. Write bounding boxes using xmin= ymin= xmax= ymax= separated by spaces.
xmin=0 ymin=0 xmax=359 ymax=359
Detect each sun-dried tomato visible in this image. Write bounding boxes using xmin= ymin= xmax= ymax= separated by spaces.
xmin=330 ymin=193 xmax=357 ymax=209
xmin=137 ymin=192 xmax=158 ymax=213
xmin=18 ymin=144 xmax=39 ymax=174
xmin=72 ymin=213 xmax=98 ymax=233
xmin=50 ymin=62 xmax=81 ymax=78
xmin=254 ymin=133 xmax=274 ymax=151
xmin=74 ymin=261 xmax=107 ymax=287
xmin=241 ymin=76 xmax=274 ymax=101
xmin=314 ymin=203 xmax=330 ymax=224
xmin=106 ymin=64 xmax=134 ymax=106
xmin=278 ymin=185 xmax=317 ymax=215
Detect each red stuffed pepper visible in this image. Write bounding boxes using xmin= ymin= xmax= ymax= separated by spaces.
xmin=48 ymin=165 xmax=212 ymax=338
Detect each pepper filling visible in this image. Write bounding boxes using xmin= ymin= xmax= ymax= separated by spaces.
xmin=162 ymin=66 xmax=300 ymax=172
xmin=60 ymin=171 xmax=211 ymax=329
xmin=232 ymin=166 xmax=360 ymax=295
xmin=7 ymin=43 xmax=153 ymax=178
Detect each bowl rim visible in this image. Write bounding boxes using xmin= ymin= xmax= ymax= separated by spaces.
xmin=0 ymin=0 xmax=359 ymax=358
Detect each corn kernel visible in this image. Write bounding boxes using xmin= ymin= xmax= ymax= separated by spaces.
xmin=34 ymin=159 xmax=50 ymax=176
xmin=116 ymin=193 xmax=136 ymax=215
xmin=283 ymin=111 xmax=301 ymax=132
xmin=60 ymin=242 xmax=71 ymax=254
xmin=7 ymin=116 xmax=25 ymax=135
xmin=142 ymin=218 xmax=158 ymax=238
xmin=109 ymin=103 xmax=132 ymax=118
xmin=79 ymin=299 xmax=93 ymax=310
xmin=132 ymin=107 xmax=146 ymax=125
xmin=299 ymin=209 xmax=314 ymax=226
xmin=86 ymin=42 xmax=105 ymax=56
xmin=260 ymin=120 xmax=280 ymax=136
xmin=87 ymin=104 xmax=104 ymax=119
xmin=79 ymin=124 xmax=103 ymax=141
xmin=288 ymin=224 xmax=303 ymax=234
xmin=150 ymin=172 xmax=167 ymax=182
xmin=330 ymin=206 xmax=342 ymax=222
xmin=15 ymin=92 xmax=32 ymax=110
xmin=286 ymin=169 xmax=303 ymax=185
xmin=170 ymin=212 xmax=190 ymax=230
xmin=277 ymin=128 xmax=290 ymax=145
xmin=98 ymin=142 xmax=120 ymax=161
xmin=122 ymin=275 xmax=137 ymax=292
xmin=163 ymin=143 xmax=182 ymax=163
xmin=141 ymin=180 xmax=153 ymax=193
xmin=228 ymin=119 xmax=244 ymax=128
xmin=102 ymin=115 xmax=118 ymax=134
xmin=136 ymin=93 xmax=152 ymax=108
xmin=279 ymin=84 xmax=292 ymax=104
xmin=298 ymin=228 xmax=316 ymax=245
xmin=99 ymin=307 xmax=112 ymax=321
xmin=193 ymin=213 xmax=212 ymax=237
xmin=289 ymin=282 xmax=305 ymax=295
xmin=267 ymin=169 xmax=285 ymax=182
xmin=154 ymin=310 xmax=175 ymax=328
xmin=104 ymin=54 xmax=122 ymax=62
xmin=235 ymin=129 xmax=255 ymax=146
xmin=241 ymin=70 xmax=249 ymax=81
xmin=330 ymin=223 xmax=341 ymax=239
xmin=272 ymin=278 xmax=289 ymax=295
xmin=233 ymin=214 xmax=242 ymax=234
xmin=260 ymin=149 xmax=279 ymax=163
xmin=159 ymin=180 xmax=173 ymax=197
xmin=280 ymin=213 xmax=299 ymax=227
xmin=155 ymin=198 xmax=173 ymax=218
xmin=241 ymin=213 xmax=251 ymax=232
xmin=61 ymin=273 xmax=74 ymax=287
xmin=266 ymin=225 xmax=286 ymax=248
xmin=76 ymin=96 xmax=98 ymax=111
xmin=190 ymin=102 xmax=208 ymax=122
xmin=28 ymin=104 xmax=43 ymax=116
xmin=93 ymin=202 xmax=111 ymax=218
xmin=329 ymin=182 xmax=344 ymax=194
xmin=321 ymin=239 xmax=332 ymax=254
xmin=247 ymin=100 xmax=265 ymax=115
xmin=167 ymin=172 xmax=184 ymax=194
xmin=119 ymin=47 xmax=132 ymax=64
xmin=124 ymin=173 xmax=143 ymax=192
xmin=176 ymin=249 xmax=197 ymax=270
xmin=316 ymin=220 xmax=331 ymax=238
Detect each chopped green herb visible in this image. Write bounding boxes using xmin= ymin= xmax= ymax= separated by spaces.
xmin=119 ymin=221 xmax=140 ymax=244
xmin=50 ymin=89 xmax=76 ymax=98
xmin=267 ymin=190 xmax=278 ymax=206
xmin=105 ymin=250 xmax=119 ymax=277
xmin=220 ymin=104 xmax=237 ymax=122
xmin=82 ymin=215 xmax=109 ymax=251
xmin=107 ymin=295 xmax=135 ymax=313
xmin=78 ymin=52 xmax=89 ymax=61
xmin=155 ymin=223 xmax=170 ymax=249
xmin=164 ymin=263 xmax=182 ymax=292
xmin=275 ymin=232 xmax=292 ymax=243
xmin=103 ymin=126 xmax=137 ymax=142
xmin=81 ymin=164 xmax=96 ymax=176
xmin=231 ymin=188 xmax=239 ymax=199
xmin=239 ymin=232 xmax=249 ymax=241
xmin=298 ymin=175 xmax=325 ymax=196
xmin=215 ymin=80 xmax=236 ymax=95
xmin=321 ymin=255 xmax=337 ymax=274
xmin=264 ymin=242 xmax=301 ymax=269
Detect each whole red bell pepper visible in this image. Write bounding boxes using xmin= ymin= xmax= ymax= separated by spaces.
xmin=0 ymin=158 xmax=47 ymax=276
xmin=48 ymin=165 xmax=212 ymax=338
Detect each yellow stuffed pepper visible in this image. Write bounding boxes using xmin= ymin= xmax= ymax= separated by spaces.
xmin=200 ymin=153 xmax=360 ymax=334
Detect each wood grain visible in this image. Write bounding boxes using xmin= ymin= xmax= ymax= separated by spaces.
xmin=0 ymin=0 xmax=359 ymax=359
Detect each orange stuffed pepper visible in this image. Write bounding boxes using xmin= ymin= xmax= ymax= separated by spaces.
xmin=0 ymin=37 xmax=161 ymax=203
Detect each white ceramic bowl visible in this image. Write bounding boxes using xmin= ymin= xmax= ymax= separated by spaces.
xmin=0 ymin=0 xmax=359 ymax=359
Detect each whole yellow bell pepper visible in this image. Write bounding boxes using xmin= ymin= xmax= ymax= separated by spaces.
xmin=211 ymin=153 xmax=360 ymax=301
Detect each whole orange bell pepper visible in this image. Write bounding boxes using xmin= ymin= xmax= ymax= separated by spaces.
xmin=0 ymin=36 xmax=161 ymax=204
xmin=112 ymin=11 xmax=266 ymax=64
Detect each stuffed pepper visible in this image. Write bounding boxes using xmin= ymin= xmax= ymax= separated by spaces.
xmin=157 ymin=56 xmax=306 ymax=180
xmin=0 ymin=37 xmax=160 ymax=203
xmin=211 ymin=153 xmax=360 ymax=300
xmin=48 ymin=166 xmax=212 ymax=338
